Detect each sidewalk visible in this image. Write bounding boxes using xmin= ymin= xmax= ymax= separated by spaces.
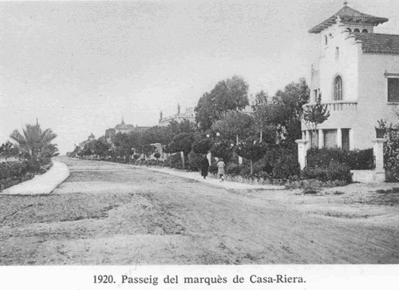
xmin=1 ymin=161 xmax=70 ymax=195
xmin=137 ymin=166 xmax=285 ymax=190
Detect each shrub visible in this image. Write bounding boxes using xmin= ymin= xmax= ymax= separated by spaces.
xmin=209 ymin=164 xmax=218 ymax=174
xmin=306 ymin=147 xmax=374 ymax=170
xmin=272 ymin=151 xmax=300 ymax=179
xmin=383 ymin=127 xmax=399 ymax=181
xmin=188 ymin=152 xmax=203 ymax=171
xmin=302 ymin=162 xmax=352 ymax=183
xmin=347 ymin=149 xmax=374 ymax=170
xmin=0 ymin=161 xmax=38 ymax=191
xmin=239 ymin=165 xmax=251 ymax=176
xmin=226 ymin=163 xmax=240 ymax=176
xmin=164 ymin=153 xmax=188 ymax=169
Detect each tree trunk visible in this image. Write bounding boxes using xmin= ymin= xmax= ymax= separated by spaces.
xmin=250 ymin=160 xmax=253 ymax=175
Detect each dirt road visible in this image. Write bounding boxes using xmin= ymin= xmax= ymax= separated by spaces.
xmin=1 ymin=158 xmax=398 ymax=264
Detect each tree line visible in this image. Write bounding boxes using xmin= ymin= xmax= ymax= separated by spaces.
xmin=73 ymin=75 xmax=326 ymax=179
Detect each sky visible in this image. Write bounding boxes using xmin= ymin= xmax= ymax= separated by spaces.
xmin=1 ymin=0 xmax=399 ymax=154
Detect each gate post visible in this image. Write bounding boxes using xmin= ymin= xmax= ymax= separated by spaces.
xmin=296 ymin=139 xmax=309 ymax=170
xmin=372 ymin=138 xmax=386 ymax=182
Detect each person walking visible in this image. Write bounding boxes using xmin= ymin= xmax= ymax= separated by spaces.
xmin=200 ymin=154 xmax=209 ymax=179
xmin=217 ymin=158 xmax=226 ymax=182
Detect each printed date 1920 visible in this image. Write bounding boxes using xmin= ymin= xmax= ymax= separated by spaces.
xmin=94 ymin=275 xmax=115 ymax=284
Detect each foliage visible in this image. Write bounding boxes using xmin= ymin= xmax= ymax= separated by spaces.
xmin=253 ymin=78 xmax=310 ymax=147
xmin=382 ymin=125 xmax=399 ymax=181
xmin=93 ymin=139 xmax=111 ymax=157
xmin=168 ymin=119 xmax=196 ymax=136
xmin=192 ymin=138 xmax=213 ymax=154
xmin=168 ymin=133 xmax=194 ymax=156
xmin=114 ymin=133 xmax=134 ymax=157
xmin=10 ymin=123 xmax=58 ymax=161
xmin=303 ymin=95 xmax=330 ymax=131
xmin=195 ymin=75 xmax=249 ymax=131
xmin=188 ymin=152 xmax=203 ymax=171
xmin=306 ymin=147 xmax=374 ymax=170
xmin=0 ymin=141 xmax=19 ymax=161
xmin=236 ymin=138 xmax=267 ymax=174
xmin=210 ymin=140 xmax=234 ymax=163
xmin=302 ymin=162 xmax=352 ymax=183
xmin=253 ymin=90 xmax=268 ymax=106
xmin=226 ymin=163 xmax=240 ymax=176
xmin=164 ymin=153 xmax=187 ymax=169
xmin=211 ymin=111 xmax=256 ymax=142
xmin=141 ymin=125 xmax=174 ymax=146
xmin=0 ymin=161 xmax=36 ymax=190
xmin=271 ymin=149 xmax=300 ymax=179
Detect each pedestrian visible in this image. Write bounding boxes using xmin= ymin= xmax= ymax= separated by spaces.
xmin=200 ymin=154 xmax=209 ymax=179
xmin=217 ymin=158 xmax=226 ymax=182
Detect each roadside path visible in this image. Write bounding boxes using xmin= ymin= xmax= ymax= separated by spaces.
xmin=135 ymin=165 xmax=285 ymax=190
xmin=1 ymin=161 xmax=70 ymax=195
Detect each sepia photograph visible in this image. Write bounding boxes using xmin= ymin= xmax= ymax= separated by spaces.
xmin=0 ymin=0 xmax=399 ymax=288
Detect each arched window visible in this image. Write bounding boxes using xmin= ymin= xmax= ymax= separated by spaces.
xmin=354 ymin=28 xmax=360 ymax=32
xmin=334 ymin=76 xmax=343 ymax=101
xmin=362 ymin=29 xmax=368 ymax=33
xmin=347 ymin=28 xmax=352 ymax=32
xmin=325 ymin=35 xmax=328 ymax=45
xmin=335 ymin=47 xmax=339 ymax=61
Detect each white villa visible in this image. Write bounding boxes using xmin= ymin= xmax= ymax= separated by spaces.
xmin=302 ymin=2 xmax=399 ymax=150
xmin=159 ymin=104 xmax=195 ymax=126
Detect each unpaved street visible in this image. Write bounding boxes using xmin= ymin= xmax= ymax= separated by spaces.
xmin=1 ymin=158 xmax=399 ymax=264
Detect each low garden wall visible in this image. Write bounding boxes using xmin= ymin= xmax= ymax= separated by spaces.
xmin=207 ymin=173 xmax=280 ymax=185
xmin=351 ymin=170 xmax=385 ymax=183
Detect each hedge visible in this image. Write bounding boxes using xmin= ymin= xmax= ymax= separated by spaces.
xmin=0 ymin=161 xmax=39 ymax=191
xmin=306 ymin=147 xmax=374 ymax=170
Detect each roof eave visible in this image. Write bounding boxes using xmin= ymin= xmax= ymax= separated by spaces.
xmin=308 ymin=16 xmax=389 ymax=34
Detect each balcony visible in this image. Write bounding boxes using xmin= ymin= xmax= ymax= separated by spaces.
xmin=303 ymin=101 xmax=358 ymax=112
xmin=387 ymin=102 xmax=399 ymax=112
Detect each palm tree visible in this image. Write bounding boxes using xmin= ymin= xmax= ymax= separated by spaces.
xmin=10 ymin=122 xmax=58 ymax=161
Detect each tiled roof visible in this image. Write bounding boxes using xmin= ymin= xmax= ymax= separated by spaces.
xmin=115 ymin=124 xmax=135 ymax=130
xmin=350 ymin=33 xmax=399 ymax=55
xmin=309 ymin=5 xmax=388 ymax=34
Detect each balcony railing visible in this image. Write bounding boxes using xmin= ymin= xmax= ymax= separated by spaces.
xmin=387 ymin=102 xmax=399 ymax=112
xmin=303 ymin=101 xmax=358 ymax=112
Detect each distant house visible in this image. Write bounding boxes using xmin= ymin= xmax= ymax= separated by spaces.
xmin=158 ymin=104 xmax=195 ymax=126
xmin=105 ymin=118 xmax=150 ymax=143
xmin=303 ymin=2 xmax=399 ymax=150
xmin=78 ymin=132 xmax=95 ymax=149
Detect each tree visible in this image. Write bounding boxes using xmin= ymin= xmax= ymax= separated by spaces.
xmin=192 ymin=138 xmax=213 ymax=154
xmin=211 ymin=111 xmax=256 ymax=143
xmin=236 ymin=138 xmax=267 ymax=175
xmin=168 ymin=133 xmax=195 ymax=169
xmin=10 ymin=122 xmax=58 ymax=161
xmin=114 ymin=132 xmax=134 ymax=159
xmin=142 ymin=126 xmax=173 ymax=146
xmin=303 ymin=95 xmax=330 ymax=145
xmin=210 ymin=140 xmax=234 ymax=164
xmin=168 ymin=133 xmax=194 ymax=156
xmin=252 ymin=90 xmax=269 ymax=141
xmin=0 ymin=141 xmax=19 ymax=161
xmin=93 ymin=139 xmax=110 ymax=157
xmin=253 ymin=90 xmax=268 ymax=106
xmin=254 ymin=78 xmax=310 ymax=147
xmin=168 ymin=119 xmax=196 ymax=136
xmin=195 ymin=75 xmax=249 ymax=131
